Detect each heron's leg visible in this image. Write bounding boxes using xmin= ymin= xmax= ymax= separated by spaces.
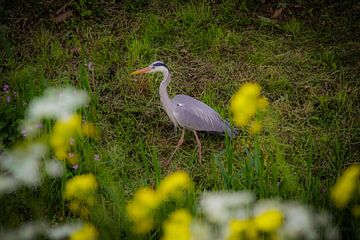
xmin=166 ymin=127 xmax=186 ymax=164
xmin=193 ymin=130 xmax=202 ymax=163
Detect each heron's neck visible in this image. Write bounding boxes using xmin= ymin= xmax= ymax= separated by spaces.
xmin=159 ymin=69 xmax=171 ymax=104
xmin=159 ymin=69 xmax=177 ymax=127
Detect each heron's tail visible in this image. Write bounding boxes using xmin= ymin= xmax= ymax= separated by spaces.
xmin=223 ymin=120 xmax=239 ymax=138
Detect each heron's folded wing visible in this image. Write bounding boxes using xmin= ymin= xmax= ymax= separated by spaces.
xmin=172 ymin=95 xmax=227 ymax=133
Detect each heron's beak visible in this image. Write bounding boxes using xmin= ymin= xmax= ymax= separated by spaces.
xmin=130 ymin=67 xmax=151 ymax=75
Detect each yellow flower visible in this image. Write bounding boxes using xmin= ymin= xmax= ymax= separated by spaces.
xmin=135 ymin=187 xmax=161 ymax=209
xmin=126 ymin=187 xmax=160 ymax=222
xmin=70 ymin=223 xmax=98 ymax=240
xmin=331 ymin=165 xmax=360 ymax=208
xmin=64 ymin=174 xmax=97 ymax=217
xmin=230 ymin=82 xmax=269 ymax=130
xmin=249 ymin=121 xmax=263 ymax=134
xmin=227 ymin=219 xmax=258 ymax=240
xmin=231 ymin=94 xmax=248 ymax=113
xmin=157 ymin=171 xmax=192 ymax=201
xmin=64 ymin=174 xmax=98 ymax=200
xmin=234 ymin=114 xmax=250 ymax=127
xmin=126 ymin=187 xmax=160 ymax=234
xmin=50 ymin=114 xmax=82 ymax=161
xmin=253 ymin=209 xmax=284 ymax=232
xmin=126 ymin=171 xmax=193 ymax=235
xmin=162 ymin=209 xmax=192 ymax=240
xmin=239 ymin=83 xmax=261 ymax=98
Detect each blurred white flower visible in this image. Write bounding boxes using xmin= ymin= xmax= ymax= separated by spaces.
xmin=253 ymin=200 xmax=336 ymax=240
xmin=44 ymin=159 xmax=65 ymax=177
xmin=1 ymin=143 xmax=47 ymax=186
xmin=200 ymin=191 xmax=255 ymax=224
xmin=19 ymin=87 xmax=89 ymax=138
xmin=0 ymin=221 xmax=46 ymax=240
xmin=46 ymin=222 xmax=83 ymax=239
xmin=190 ymin=220 xmax=214 ymax=240
xmin=0 ymin=221 xmax=82 ymax=240
xmin=27 ymin=87 xmax=89 ymax=121
xmin=0 ymin=176 xmax=19 ymax=194
xmin=194 ymin=191 xmax=337 ymax=240
xmin=279 ymin=203 xmax=318 ymax=240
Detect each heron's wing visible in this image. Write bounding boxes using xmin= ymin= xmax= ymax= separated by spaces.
xmin=172 ymin=95 xmax=235 ymax=136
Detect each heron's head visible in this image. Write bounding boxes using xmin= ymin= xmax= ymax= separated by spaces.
xmin=130 ymin=61 xmax=169 ymax=75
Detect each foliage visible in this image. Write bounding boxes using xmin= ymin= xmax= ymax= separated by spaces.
xmin=0 ymin=0 xmax=359 ymax=239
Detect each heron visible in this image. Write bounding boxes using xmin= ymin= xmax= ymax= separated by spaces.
xmin=130 ymin=61 xmax=237 ymax=163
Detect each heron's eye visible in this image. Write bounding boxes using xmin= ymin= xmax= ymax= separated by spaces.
xmin=151 ymin=66 xmax=155 ymax=69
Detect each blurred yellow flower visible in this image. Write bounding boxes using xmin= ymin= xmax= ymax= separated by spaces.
xmin=126 ymin=187 xmax=160 ymax=234
xmin=50 ymin=114 xmax=82 ymax=161
xmin=239 ymin=82 xmax=261 ymax=98
xmin=127 ymin=187 xmax=160 ymax=221
xmin=331 ymin=165 xmax=360 ymax=209
xmin=64 ymin=174 xmax=98 ymax=200
xmin=162 ymin=209 xmax=192 ymax=240
xmin=230 ymin=83 xmax=268 ymax=132
xmin=227 ymin=219 xmax=258 ymax=240
xmin=234 ymin=114 xmax=250 ymax=127
xmin=135 ymin=187 xmax=161 ymax=209
xmin=126 ymin=171 xmax=193 ymax=234
xmin=254 ymin=208 xmax=284 ymax=232
xmin=249 ymin=121 xmax=262 ymax=135
xmin=157 ymin=171 xmax=192 ymax=201
xmin=64 ymin=174 xmax=97 ymax=217
xmin=227 ymin=209 xmax=282 ymax=240
xmin=70 ymin=223 xmax=98 ymax=240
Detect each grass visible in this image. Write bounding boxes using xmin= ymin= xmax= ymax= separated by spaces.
xmin=0 ymin=0 xmax=359 ymax=239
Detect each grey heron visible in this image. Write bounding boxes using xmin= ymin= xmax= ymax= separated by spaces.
xmin=130 ymin=61 xmax=237 ymax=163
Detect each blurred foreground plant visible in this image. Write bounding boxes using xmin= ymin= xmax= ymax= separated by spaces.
xmin=64 ymin=173 xmax=98 ymax=218
xmin=331 ymin=165 xmax=360 ymax=214
xmin=230 ymin=82 xmax=269 ymax=134
xmin=126 ymin=170 xmax=193 ymax=234
xmin=127 ymin=171 xmax=338 ymax=240
xmin=0 ymin=87 xmax=98 ymax=239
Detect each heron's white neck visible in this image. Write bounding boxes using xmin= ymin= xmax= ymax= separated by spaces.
xmin=159 ymin=68 xmax=178 ymax=128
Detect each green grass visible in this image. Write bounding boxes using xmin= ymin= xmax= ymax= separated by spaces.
xmin=0 ymin=0 xmax=359 ymax=239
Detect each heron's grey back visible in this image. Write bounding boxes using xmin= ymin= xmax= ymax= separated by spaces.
xmin=172 ymin=95 xmax=236 ymax=137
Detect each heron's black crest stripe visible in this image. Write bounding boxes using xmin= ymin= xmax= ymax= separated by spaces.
xmin=153 ymin=61 xmax=168 ymax=69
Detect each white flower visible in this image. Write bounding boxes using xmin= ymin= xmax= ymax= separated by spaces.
xmin=200 ymin=191 xmax=255 ymax=224
xmin=0 ymin=176 xmax=19 ymax=194
xmin=279 ymin=203 xmax=318 ymax=240
xmin=27 ymin=87 xmax=89 ymax=121
xmin=0 ymin=221 xmax=82 ymax=240
xmin=190 ymin=220 xmax=214 ymax=240
xmin=1 ymin=143 xmax=47 ymax=186
xmin=19 ymin=87 xmax=89 ymax=138
xmin=46 ymin=222 xmax=83 ymax=239
xmin=44 ymin=159 xmax=65 ymax=178
xmin=253 ymin=200 xmax=335 ymax=240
